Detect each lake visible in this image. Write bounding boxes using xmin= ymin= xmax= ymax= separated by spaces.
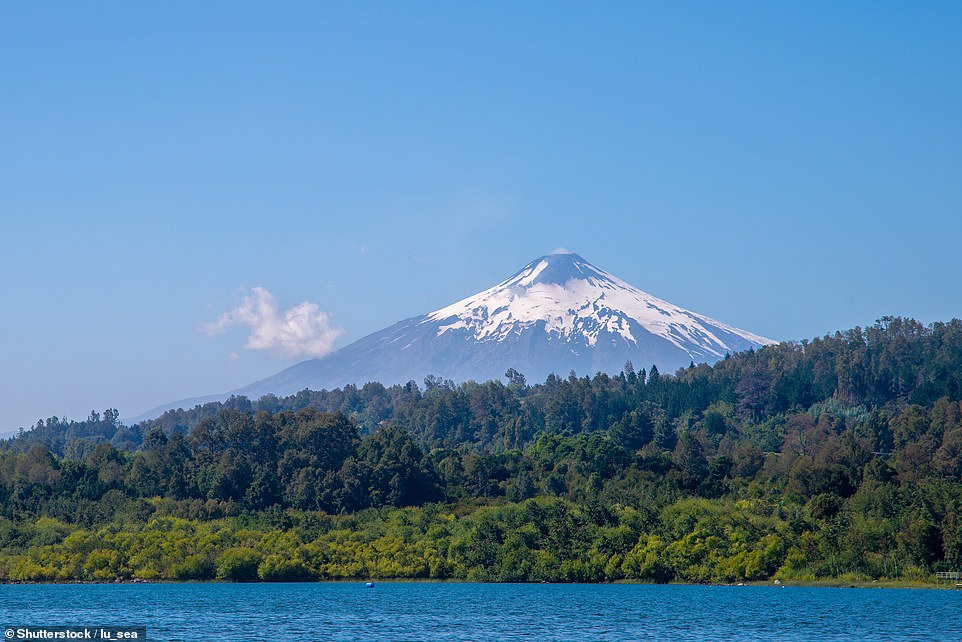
xmin=2 ymin=582 xmax=961 ymax=640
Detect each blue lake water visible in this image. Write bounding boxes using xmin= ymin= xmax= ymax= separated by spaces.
xmin=2 ymin=582 xmax=961 ymax=641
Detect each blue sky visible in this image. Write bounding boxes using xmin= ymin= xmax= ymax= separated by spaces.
xmin=2 ymin=2 xmax=961 ymax=431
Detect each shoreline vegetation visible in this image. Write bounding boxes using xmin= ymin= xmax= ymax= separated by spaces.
xmin=0 ymin=492 xmax=956 ymax=587
xmin=0 ymin=573 xmax=954 ymax=591
xmin=2 ymin=318 xmax=962 ymax=587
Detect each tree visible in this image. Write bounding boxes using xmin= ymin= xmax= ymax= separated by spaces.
xmin=344 ymin=424 xmax=442 ymax=509
xmin=672 ymin=433 xmax=708 ymax=490
xmin=648 ymin=365 xmax=660 ymax=384
xmin=505 ymin=368 xmax=527 ymax=389
xmin=610 ymin=408 xmax=654 ymax=451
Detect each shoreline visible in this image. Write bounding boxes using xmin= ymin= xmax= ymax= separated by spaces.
xmin=1 ymin=577 xmax=955 ymax=590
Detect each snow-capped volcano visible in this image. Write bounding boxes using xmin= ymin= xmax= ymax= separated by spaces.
xmin=426 ymin=252 xmax=772 ymax=360
xmin=136 ymin=252 xmax=775 ymax=419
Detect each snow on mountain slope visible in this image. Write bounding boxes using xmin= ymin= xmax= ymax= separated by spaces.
xmin=425 ymin=252 xmax=774 ymax=358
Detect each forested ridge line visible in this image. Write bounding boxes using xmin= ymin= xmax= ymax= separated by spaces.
xmin=2 ymin=316 xmax=962 ymax=583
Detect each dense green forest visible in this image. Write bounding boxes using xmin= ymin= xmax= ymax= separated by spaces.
xmin=2 ymin=316 xmax=962 ymax=583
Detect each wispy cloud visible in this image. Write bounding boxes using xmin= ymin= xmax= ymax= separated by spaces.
xmin=199 ymin=287 xmax=343 ymax=359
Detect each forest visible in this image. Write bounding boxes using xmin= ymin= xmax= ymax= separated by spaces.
xmin=1 ymin=316 xmax=961 ymax=584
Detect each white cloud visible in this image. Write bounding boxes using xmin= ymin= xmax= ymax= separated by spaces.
xmin=199 ymin=287 xmax=344 ymax=359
